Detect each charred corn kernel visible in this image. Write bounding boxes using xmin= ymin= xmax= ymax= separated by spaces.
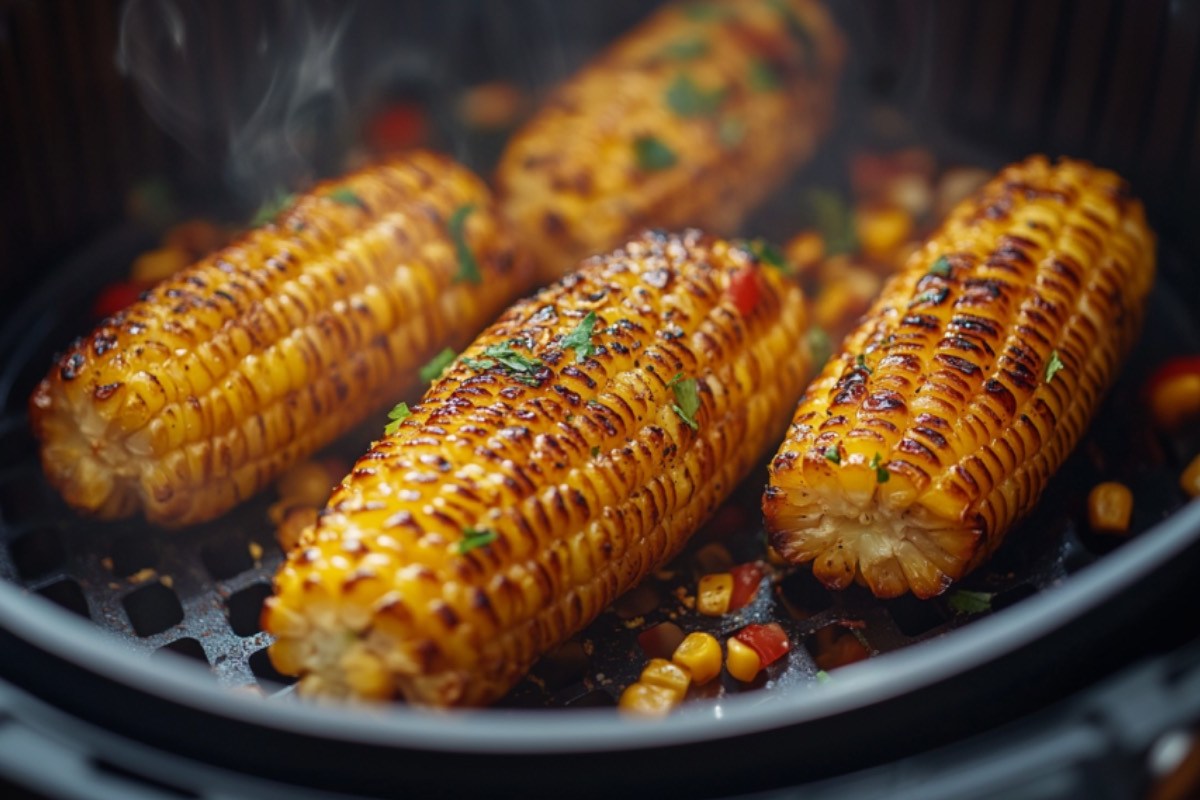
xmin=619 ymin=682 xmax=681 ymax=717
xmin=496 ymin=0 xmax=845 ymax=281
xmin=641 ymin=658 xmax=691 ymax=696
xmin=854 ymin=204 xmax=913 ymax=261
xmin=30 ymin=152 xmax=532 ymax=527
xmin=765 ymin=157 xmax=1156 ymax=598
xmin=1149 ymin=371 xmax=1200 ymax=431
xmin=725 ymin=636 xmax=761 ymax=682
xmin=1087 ymin=482 xmax=1134 ymax=535
xmin=672 ymin=632 xmax=721 ymax=685
xmin=264 ymin=230 xmax=812 ymax=706
xmin=1182 ymin=454 xmax=1200 ymax=498
xmin=697 ymin=573 xmax=734 ymax=616
xmin=130 ymin=246 xmax=191 ymax=284
xmin=784 ymin=231 xmax=825 ymax=276
xmin=276 ymin=460 xmax=338 ymax=508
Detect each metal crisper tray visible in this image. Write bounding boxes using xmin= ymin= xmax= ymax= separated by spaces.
xmin=0 ymin=221 xmax=1194 ymax=710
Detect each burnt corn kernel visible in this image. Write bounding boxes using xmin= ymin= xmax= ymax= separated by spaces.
xmin=29 ymin=152 xmax=534 ymax=526
xmin=496 ymin=0 xmax=845 ymax=282
xmin=764 ymin=157 xmax=1156 ymax=599
xmin=263 ymin=230 xmax=811 ymax=706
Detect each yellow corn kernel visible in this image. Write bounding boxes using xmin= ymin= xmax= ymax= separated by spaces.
xmin=725 ymin=636 xmax=762 ymax=683
xmin=1087 ymin=482 xmax=1134 ymax=535
xmin=854 ymin=204 xmax=913 ymax=261
xmin=1150 ymin=372 xmax=1200 ymax=431
xmin=619 ymin=682 xmax=681 ymax=717
xmin=784 ymin=230 xmax=825 ymax=276
xmin=640 ymin=658 xmax=691 ymax=697
xmin=1182 ymin=453 xmax=1200 ymax=498
xmin=131 ymin=246 xmax=191 ymax=284
xmin=672 ymin=632 xmax=721 ymax=685
xmin=697 ymin=573 xmax=734 ymax=616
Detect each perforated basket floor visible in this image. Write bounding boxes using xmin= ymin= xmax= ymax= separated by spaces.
xmin=0 ymin=238 xmax=1194 ymax=708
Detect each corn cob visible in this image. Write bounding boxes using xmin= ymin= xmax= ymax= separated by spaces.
xmin=264 ymin=229 xmax=811 ymax=706
xmin=764 ymin=157 xmax=1155 ymax=599
xmin=29 ymin=151 xmax=532 ymax=527
xmin=495 ymin=0 xmax=844 ymax=281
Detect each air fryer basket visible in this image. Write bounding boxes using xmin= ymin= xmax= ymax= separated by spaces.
xmin=2 ymin=1 xmax=1200 ymax=798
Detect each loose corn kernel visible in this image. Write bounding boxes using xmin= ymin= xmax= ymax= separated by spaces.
xmin=130 ymin=246 xmax=192 ymax=284
xmin=272 ymin=505 xmax=317 ymax=552
xmin=1182 ymin=453 xmax=1200 ymax=498
xmin=854 ymin=204 xmax=913 ymax=261
xmin=672 ymin=632 xmax=721 ymax=685
xmin=784 ymin=231 xmax=825 ymax=276
xmin=276 ymin=460 xmax=339 ymax=508
xmin=725 ymin=636 xmax=762 ymax=682
xmin=1149 ymin=371 xmax=1200 ymax=431
xmin=619 ymin=682 xmax=680 ymax=717
xmin=640 ymin=658 xmax=691 ymax=696
xmin=697 ymin=573 xmax=734 ymax=616
xmin=1087 ymin=481 xmax=1134 ymax=535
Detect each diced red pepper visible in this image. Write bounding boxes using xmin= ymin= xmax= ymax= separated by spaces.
xmin=91 ymin=281 xmax=144 ymax=320
xmin=728 ymin=266 xmax=761 ymax=316
xmin=734 ymin=622 xmax=790 ymax=667
xmin=366 ymin=104 xmax=428 ymax=153
xmin=728 ymin=562 xmax=764 ymax=610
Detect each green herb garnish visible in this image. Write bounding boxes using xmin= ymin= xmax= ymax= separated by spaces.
xmin=823 ymin=446 xmax=841 ymax=465
xmin=808 ymin=327 xmax=832 ymax=370
xmin=909 ymin=286 xmax=949 ymax=308
xmin=457 ymin=527 xmax=498 ymax=555
xmin=748 ymin=58 xmax=783 ymax=92
xmin=448 ymin=204 xmax=482 ymax=285
xmin=801 ymin=188 xmax=857 ymax=255
xmin=947 ymin=590 xmax=994 ymax=615
xmin=718 ymin=117 xmax=745 ymax=148
xmin=482 ymin=342 xmax=542 ymax=373
xmin=1044 ymin=350 xmax=1065 ymax=383
xmin=748 ymin=238 xmax=788 ymax=270
xmin=591 ymin=446 xmax=601 ymax=458
xmin=870 ymin=452 xmax=890 ymax=483
xmin=855 ymin=353 xmax=873 ymax=374
xmin=634 ymin=135 xmax=678 ymax=171
xmin=668 ymin=373 xmax=701 ymax=430
xmin=815 ymin=669 xmax=832 ymax=683
xmin=419 ymin=348 xmax=456 ymax=383
xmin=251 ymin=191 xmax=296 ymax=227
xmin=327 ymin=187 xmax=367 ymax=210
xmin=663 ymin=37 xmax=710 ymax=60
xmin=384 ymin=402 xmax=411 ymax=435
xmin=928 ymin=256 xmax=952 ymax=278
xmin=666 ymin=74 xmax=726 ymax=118
xmin=562 ymin=311 xmax=598 ymax=363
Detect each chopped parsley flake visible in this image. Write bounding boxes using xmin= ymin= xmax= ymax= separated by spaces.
xmin=448 ymin=204 xmax=482 ymax=285
xmin=327 ymin=187 xmax=367 ymax=209
xmin=928 ymin=256 xmax=953 ymax=278
xmin=718 ymin=117 xmax=745 ymax=148
xmin=663 ymin=37 xmax=709 ymax=60
xmin=384 ymin=402 xmax=411 ymax=435
xmin=457 ymin=527 xmax=498 ymax=555
xmin=909 ymin=286 xmax=949 ymax=308
xmin=870 ymin=452 xmax=890 ymax=483
xmin=591 ymin=446 xmax=601 ymax=458
xmin=419 ymin=348 xmax=456 ymax=383
xmin=823 ymin=446 xmax=841 ymax=464
xmin=1044 ymin=350 xmax=1065 ymax=383
xmin=855 ymin=353 xmax=873 ymax=374
xmin=808 ymin=327 xmax=832 ymax=370
xmin=748 ymin=58 xmax=783 ymax=92
xmin=562 ymin=311 xmax=598 ymax=363
xmin=748 ymin=238 xmax=788 ymax=270
xmin=815 ymin=669 xmax=832 ymax=683
xmin=464 ymin=343 xmax=544 ymax=385
xmin=251 ymin=191 xmax=296 ymax=227
xmin=668 ymin=373 xmax=701 ymax=430
xmin=947 ymin=590 xmax=994 ymax=615
xmin=666 ymin=74 xmax=726 ymax=118
xmin=634 ymin=135 xmax=678 ymax=171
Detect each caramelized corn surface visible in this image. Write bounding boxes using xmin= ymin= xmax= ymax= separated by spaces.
xmin=496 ymin=0 xmax=844 ymax=281
xmin=30 ymin=152 xmax=531 ymax=527
xmin=265 ymin=230 xmax=811 ymax=706
xmin=764 ymin=157 xmax=1155 ymax=598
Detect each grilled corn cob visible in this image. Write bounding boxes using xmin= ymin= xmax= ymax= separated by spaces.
xmin=763 ymin=157 xmax=1155 ymax=598
xmin=264 ymin=229 xmax=811 ymax=706
xmin=30 ymin=151 xmax=531 ymax=527
xmin=496 ymin=0 xmax=844 ymax=281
